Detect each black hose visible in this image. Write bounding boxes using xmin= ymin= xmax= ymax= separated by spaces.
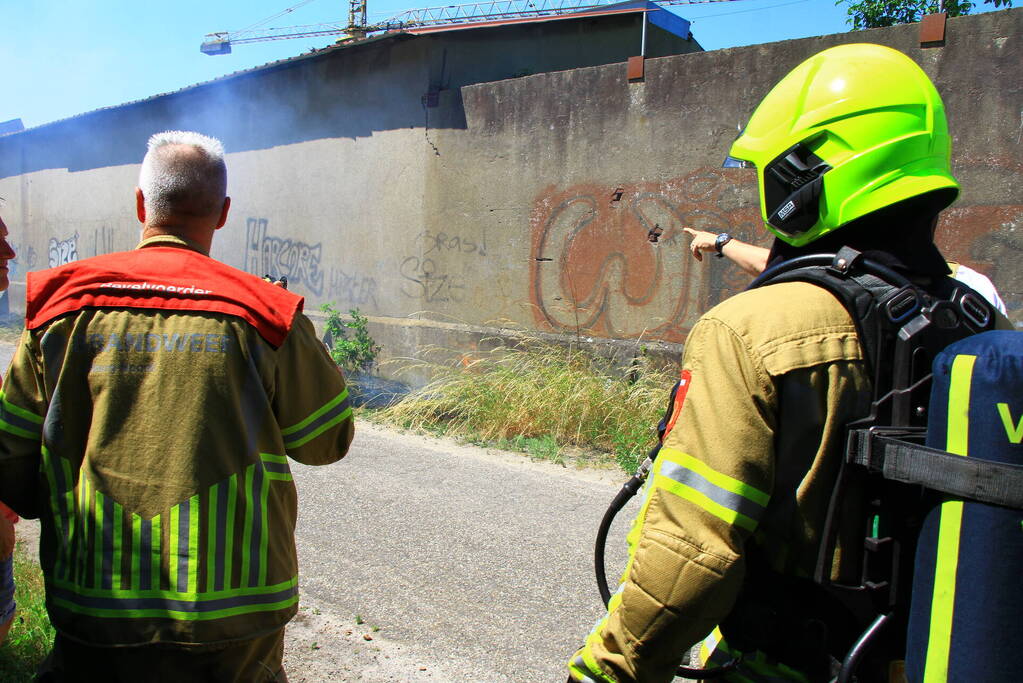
xmin=836 ymin=613 xmax=890 ymax=683
xmin=595 ymin=472 xmax=646 ymax=606
xmin=594 ymin=458 xmax=742 ymax=680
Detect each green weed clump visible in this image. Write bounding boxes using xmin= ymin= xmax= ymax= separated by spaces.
xmin=0 ymin=541 xmax=54 ymax=681
xmin=320 ymin=304 xmax=382 ymax=374
xmin=380 ymin=336 xmax=676 ymax=471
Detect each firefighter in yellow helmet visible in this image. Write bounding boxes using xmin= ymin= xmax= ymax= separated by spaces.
xmin=567 ymin=43 xmax=1011 ymax=683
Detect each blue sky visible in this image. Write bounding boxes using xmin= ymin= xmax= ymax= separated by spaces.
xmin=0 ymin=0 xmax=921 ymax=129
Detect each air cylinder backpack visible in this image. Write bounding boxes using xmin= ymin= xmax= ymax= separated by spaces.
xmin=740 ymin=247 xmax=1023 ymax=681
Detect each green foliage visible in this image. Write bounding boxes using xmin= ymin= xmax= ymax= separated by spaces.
xmin=378 ymin=334 xmax=674 ymax=471
xmin=320 ymin=304 xmax=382 ymax=374
xmin=839 ymin=0 xmax=1011 ymax=30
xmin=497 ymin=434 xmax=563 ymax=463
xmin=0 ymin=543 xmax=55 ymax=682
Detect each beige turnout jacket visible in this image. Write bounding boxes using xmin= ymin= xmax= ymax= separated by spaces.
xmin=571 ymin=281 xmax=877 ymax=682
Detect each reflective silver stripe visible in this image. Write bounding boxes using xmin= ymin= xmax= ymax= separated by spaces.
xmin=570 ymin=657 xmax=600 ymax=683
xmin=660 ymin=460 xmax=767 ymax=523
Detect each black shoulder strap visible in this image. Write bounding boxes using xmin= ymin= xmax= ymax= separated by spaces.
xmin=748 ymin=247 xmax=915 ymax=391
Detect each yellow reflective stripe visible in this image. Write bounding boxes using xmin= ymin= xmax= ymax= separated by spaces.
xmin=241 ymin=464 xmax=255 ymax=589
xmin=41 ymin=446 xmax=68 ymax=580
xmin=111 ymin=500 xmax=123 ymax=590
xmin=76 ymin=475 xmax=88 ymax=585
xmin=281 ymin=388 xmax=349 ymax=436
xmin=568 ymin=645 xmax=617 ymax=683
xmin=0 ymin=390 xmax=43 ymax=423
xmin=0 ymin=390 xmax=43 ymax=440
xmin=654 ymin=447 xmax=769 ymax=532
xmin=187 ymin=495 xmax=199 ymax=594
xmin=151 ymin=516 xmax=162 ymax=592
xmin=207 ymin=483 xmax=218 ymax=593
xmin=662 ymin=449 xmax=770 ymax=507
xmin=924 ymin=354 xmax=975 ymax=682
xmin=224 ymin=474 xmax=237 ymax=590
xmin=93 ymin=486 xmax=103 ymax=588
xmin=49 ymin=575 xmax=299 ymax=621
xmin=259 ymin=468 xmax=270 ymax=586
xmin=946 ymin=355 xmax=975 ymax=456
xmin=168 ymin=505 xmax=179 ymax=592
xmin=131 ymin=514 xmax=141 ymax=592
xmin=282 ymin=388 xmax=351 ymax=449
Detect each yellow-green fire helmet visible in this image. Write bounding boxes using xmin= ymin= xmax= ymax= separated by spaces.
xmin=725 ymin=43 xmax=959 ymax=247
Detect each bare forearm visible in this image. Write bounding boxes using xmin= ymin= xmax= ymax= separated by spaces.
xmin=720 ymin=239 xmax=769 ymax=276
xmin=683 ymin=227 xmax=769 ymax=276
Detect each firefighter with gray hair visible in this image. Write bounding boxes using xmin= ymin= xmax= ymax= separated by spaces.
xmin=0 ymin=131 xmax=353 ymax=681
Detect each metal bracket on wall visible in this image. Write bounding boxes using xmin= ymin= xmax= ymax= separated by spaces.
xmin=920 ymin=12 xmax=947 ymax=47
xmin=627 ymin=56 xmax=645 ymax=82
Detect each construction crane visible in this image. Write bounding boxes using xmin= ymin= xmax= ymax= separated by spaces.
xmin=200 ymin=0 xmax=738 ymax=55
xmin=201 ymin=0 xmax=369 ymax=55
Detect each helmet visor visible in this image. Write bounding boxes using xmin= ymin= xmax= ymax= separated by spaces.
xmin=723 ymin=156 xmax=754 ymax=169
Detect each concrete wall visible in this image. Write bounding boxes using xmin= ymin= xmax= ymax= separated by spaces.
xmin=0 ymin=9 xmax=1019 ymax=386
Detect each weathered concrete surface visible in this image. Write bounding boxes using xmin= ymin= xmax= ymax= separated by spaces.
xmin=0 ymin=9 xmax=1019 ymax=387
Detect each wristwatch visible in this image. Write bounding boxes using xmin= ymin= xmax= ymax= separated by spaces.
xmin=714 ymin=232 xmax=733 ymax=258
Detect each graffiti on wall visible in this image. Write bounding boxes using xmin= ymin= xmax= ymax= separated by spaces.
xmin=245 ymin=218 xmax=324 ymax=295
xmin=327 ymin=267 xmax=380 ymax=308
xmin=49 ymin=233 xmax=79 ymax=268
xmin=416 ymin=229 xmax=486 ymax=257
xmin=399 ymin=256 xmax=466 ymax=303
xmin=529 ymin=169 xmax=761 ymax=343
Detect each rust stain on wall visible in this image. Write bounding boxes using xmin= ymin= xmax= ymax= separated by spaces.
xmin=529 ymin=169 xmax=761 ymax=343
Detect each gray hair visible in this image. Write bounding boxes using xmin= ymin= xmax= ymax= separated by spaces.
xmin=138 ymin=131 xmax=227 ymax=220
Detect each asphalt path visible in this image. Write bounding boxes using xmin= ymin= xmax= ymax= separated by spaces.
xmin=288 ymin=422 xmax=642 ymax=682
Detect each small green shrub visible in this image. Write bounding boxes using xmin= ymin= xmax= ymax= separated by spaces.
xmin=320 ymin=304 xmax=382 ymax=374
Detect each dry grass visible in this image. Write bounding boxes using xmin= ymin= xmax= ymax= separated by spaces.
xmin=0 ymin=318 xmax=23 ymax=346
xmin=376 ymin=334 xmax=677 ymax=471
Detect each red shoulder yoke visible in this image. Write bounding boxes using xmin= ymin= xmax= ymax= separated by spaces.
xmin=26 ymin=247 xmax=303 ymax=348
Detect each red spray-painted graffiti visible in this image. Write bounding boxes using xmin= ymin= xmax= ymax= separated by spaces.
xmin=531 ymin=169 xmax=1023 ymax=340
xmin=529 ymin=169 xmax=761 ymax=343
